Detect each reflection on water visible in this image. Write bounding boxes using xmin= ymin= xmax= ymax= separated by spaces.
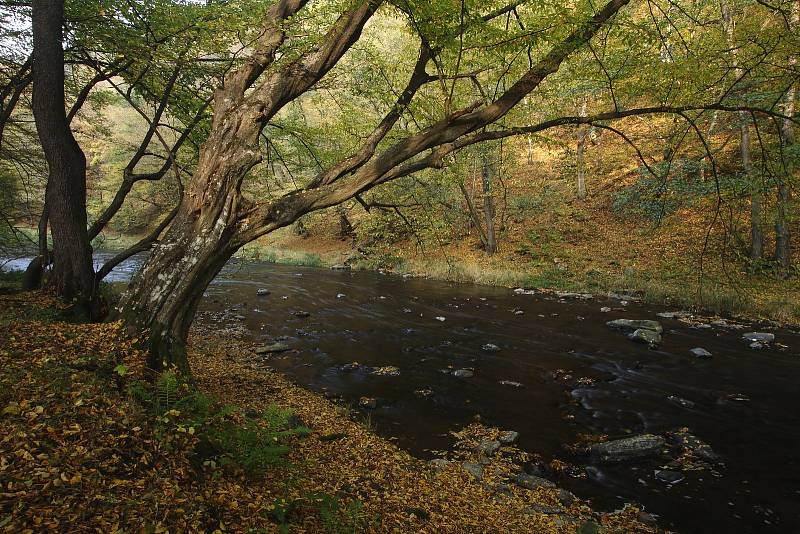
xmin=3 ymin=254 xmax=799 ymax=533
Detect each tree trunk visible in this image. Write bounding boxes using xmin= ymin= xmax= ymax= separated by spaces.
xmin=576 ymin=98 xmax=588 ymax=200
xmin=115 ymin=93 xmax=265 ymax=371
xmin=741 ymin=122 xmax=764 ymax=261
xmin=481 ymin=150 xmax=497 ymax=255
xmin=775 ymin=0 xmax=798 ymax=269
xmin=31 ymin=0 xmax=95 ymax=308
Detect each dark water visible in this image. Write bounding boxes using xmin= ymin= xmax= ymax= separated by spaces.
xmin=4 ymin=255 xmax=800 ymax=533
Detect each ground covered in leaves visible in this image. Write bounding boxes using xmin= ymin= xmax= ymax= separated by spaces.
xmin=1 ymin=291 xmax=656 ymax=533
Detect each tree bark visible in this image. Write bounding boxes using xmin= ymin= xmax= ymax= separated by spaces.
xmin=31 ymin=0 xmax=95 ymax=309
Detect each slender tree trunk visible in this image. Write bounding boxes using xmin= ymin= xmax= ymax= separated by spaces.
xmin=721 ymin=2 xmax=763 ymax=261
xmin=741 ymin=123 xmax=764 ymax=260
xmin=337 ymin=206 xmax=353 ymax=239
xmin=775 ymin=0 xmax=798 ymax=269
xmin=31 ymin=0 xmax=95 ymax=308
xmin=576 ymin=98 xmax=588 ymax=200
xmin=458 ymin=180 xmax=488 ymax=247
xmin=480 ymin=148 xmax=497 ymax=255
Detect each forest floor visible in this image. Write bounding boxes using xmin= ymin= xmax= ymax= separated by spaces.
xmin=0 ymin=291 xmax=656 ymax=533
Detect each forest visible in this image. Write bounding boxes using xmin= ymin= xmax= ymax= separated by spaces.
xmin=0 ymin=0 xmax=798 ymax=532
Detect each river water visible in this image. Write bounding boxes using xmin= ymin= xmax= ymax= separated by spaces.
xmin=4 ymin=254 xmax=799 ymax=533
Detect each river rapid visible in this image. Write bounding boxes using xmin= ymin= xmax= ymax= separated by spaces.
xmin=4 ymin=254 xmax=799 ymax=533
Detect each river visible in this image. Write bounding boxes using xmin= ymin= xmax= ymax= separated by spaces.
xmin=4 ymin=254 xmax=799 ymax=533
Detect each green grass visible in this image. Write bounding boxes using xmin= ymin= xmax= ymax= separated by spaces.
xmin=237 ymin=245 xmax=326 ymax=268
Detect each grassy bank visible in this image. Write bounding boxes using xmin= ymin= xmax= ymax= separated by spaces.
xmin=0 ymin=291 xmax=654 ymax=533
xmin=235 ymin=231 xmax=800 ymax=325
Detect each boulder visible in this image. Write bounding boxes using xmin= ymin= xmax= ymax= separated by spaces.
xmin=514 ymin=473 xmax=555 ymax=490
xmin=462 ymin=462 xmax=484 ymax=480
xmin=256 ymin=288 xmax=270 ymax=296
xmin=607 ymin=319 xmax=663 ymax=334
xmin=589 ymin=434 xmax=666 ymax=462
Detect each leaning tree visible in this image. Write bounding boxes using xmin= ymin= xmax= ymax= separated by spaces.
xmin=100 ymin=0 xmax=796 ymax=372
xmin=112 ymin=0 xmax=637 ymax=370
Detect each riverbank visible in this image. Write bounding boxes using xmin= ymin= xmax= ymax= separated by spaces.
xmin=0 ymin=291 xmax=655 ymax=533
xmin=232 ymin=229 xmax=800 ymax=327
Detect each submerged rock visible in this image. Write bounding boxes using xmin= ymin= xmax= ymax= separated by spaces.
xmin=453 ymin=369 xmax=474 ymax=378
xmin=654 ymin=469 xmax=685 ymax=484
xmin=291 ymin=310 xmax=311 ymax=318
xmin=590 ymin=434 xmax=666 ymax=463
xmin=482 ymin=343 xmax=501 ymax=352
xmin=499 ymin=380 xmax=524 ymax=388
xmin=254 ymin=342 xmax=290 ymax=354
xmin=667 ymin=395 xmax=696 ymax=409
xmin=690 ymin=347 xmax=713 ymax=358
xmin=607 ymin=319 xmax=663 ymax=334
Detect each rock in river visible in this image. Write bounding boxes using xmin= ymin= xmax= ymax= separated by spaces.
xmin=256 ymin=288 xmax=270 ymax=296
xmin=690 ymin=347 xmax=712 ymax=358
xmin=607 ymin=319 xmax=663 ymax=334
xmin=453 ymin=369 xmax=474 ymax=378
xmin=254 ymin=342 xmax=290 ymax=355
xmin=628 ymin=328 xmax=662 ymax=348
xmin=742 ymin=332 xmax=775 ymax=343
xmin=590 ymin=434 xmax=666 ymax=463
xmin=482 ymin=343 xmax=501 ymax=352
